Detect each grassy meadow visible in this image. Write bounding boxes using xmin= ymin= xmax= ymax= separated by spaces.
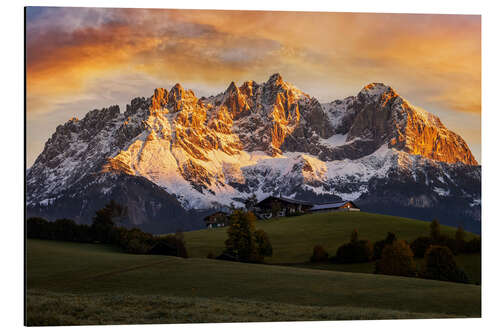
xmin=184 ymin=211 xmax=481 ymax=282
xmin=27 ymin=231 xmax=481 ymax=325
xmin=184 ymin=212 xmax=478 ymax=263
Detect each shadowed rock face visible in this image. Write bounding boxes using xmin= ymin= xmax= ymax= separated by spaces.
xmin=27 ymin=74 xmax=481 ymax=232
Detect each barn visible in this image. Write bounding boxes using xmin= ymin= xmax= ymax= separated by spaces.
xmin=309 ymin=201 xmax=360 ymax=213
xmin=254 ymin=196 xmax=314 ymax=219
xmin=204 ymin=211 xmax=229 ymax=229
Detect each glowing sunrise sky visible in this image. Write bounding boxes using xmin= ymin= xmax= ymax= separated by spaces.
xmin=26 ymin=7 xmax=481 ymax=166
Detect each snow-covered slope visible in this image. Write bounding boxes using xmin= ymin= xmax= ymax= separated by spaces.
xmin=27 ymin=74 xmax=481 ymax=232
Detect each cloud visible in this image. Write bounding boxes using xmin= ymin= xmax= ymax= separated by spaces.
xmin=25 ymin=8 xmax=481 ymax=164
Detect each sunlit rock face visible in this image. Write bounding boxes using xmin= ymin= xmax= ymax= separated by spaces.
xmin=344 ymin=83 xmax=477 ymax=165
xmin=27 ymin=74 xmax=481 ymax=233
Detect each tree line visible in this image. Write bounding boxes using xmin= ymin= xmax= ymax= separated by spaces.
xmin=27 ymin=200 xmax=188 ymax=257
xmin=310 ymin=219 xmax=480 ymax=284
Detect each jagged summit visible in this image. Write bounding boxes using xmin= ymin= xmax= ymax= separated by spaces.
xmin=266 ymin=72 xmax=284 ymax=85
xmin=27 ymin=74 xmax=481 ymax=232
xmin=360 ymin=82 xmax=394 ymax=95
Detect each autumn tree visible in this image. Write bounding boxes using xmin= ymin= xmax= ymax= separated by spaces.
xmin=223 ymin=210 xmax=272 ymax=262
xmin=430 ymin=219 xmax=440 ymax=241
xmin=375 ymin=240 xmax=416 ymax=277
xmin=223 ymin=210 xmax=259 ymax=262
xmin=422 ymin=245 xmax=469 ymax=283
xmin=310 ymin=245 xmax=329 ymax=262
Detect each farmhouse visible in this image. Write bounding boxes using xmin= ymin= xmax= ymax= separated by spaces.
xmin=309 ymin=201 xmax=360 ymax=213
xmin=254 ymin=196 xmax=314 ymax=219
xmin=204 ymin=211 xmax=229 ymax=229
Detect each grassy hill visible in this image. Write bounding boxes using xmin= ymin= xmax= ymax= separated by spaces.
xmin=27 ymin=239 xmax=480 ymax=325
xmin=184 ymin=212 xmax=481 ymax=283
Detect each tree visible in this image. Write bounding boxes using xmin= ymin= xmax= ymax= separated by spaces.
xmin=422 ymin=245 xmax=469 ymax=283
xmin=270 ymin=201 xmax=281 ymax=217
xmin=335 ymin=229 xmax=373 ymax=264
xmin=373 ymin=232 xmax=397 ymax=260
xmin=91 ymin=201 xmax=127 ymax=244
xmin=26 ymin=217 xmax=50 ymax=239
xmin=375 ymin=240 xmax=416 ymax=277
xmin=91 ymin=206 xmax=116 ymax=243
xmin=149 ymin=235 xmax=185 ymax=257
xmin=254 ymin=229 xmax=273 ymax=257
xmin=430 ymin=219 xmax=440 ymax=241
xmin=464 ymin=237 xmax=481 ymax=253
xmin=310 ymin=245 xmax=329 ymax=262
xmin=223 ymin=210 xmax=260 ymax=262
xmin=175 ymin=230 xmax=188 ymax=258
xmin=350 ymin=229 xmax=359 ymax=243
xmin=410 ymin=236 xmax=433 ymax=258
xmin=455 ymin=226 xmax=466 ymax=253
xmin=118 ymin=228 xmax=154 ymax=254
xmin=244 ymin=194 xmax=259 ymax=212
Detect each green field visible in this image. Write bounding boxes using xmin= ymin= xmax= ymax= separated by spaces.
xmin=184 ymin=211 xmax=481 ymax=282
xmin=27 ymin=237 xmax=481 ymax=325
xmin=184 ymin=212 xmax=478 ymax=263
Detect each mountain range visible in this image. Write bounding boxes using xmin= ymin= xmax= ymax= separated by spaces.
xmin=26 ymin=73 xmax=481 ymax=233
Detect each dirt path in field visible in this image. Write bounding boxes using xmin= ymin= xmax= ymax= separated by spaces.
xmin=80 ymin=259 xmax=173 ymax=281
xmin=33 ymin=258 xmax=175 ymax=290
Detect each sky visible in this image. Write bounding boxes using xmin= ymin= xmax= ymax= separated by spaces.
xmin=26 ymin=7 xmax=481 ymax=166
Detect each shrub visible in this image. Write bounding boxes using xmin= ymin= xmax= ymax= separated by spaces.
xmin=149 ymin=236 xmax=178 ymax=256
xmin=464 ymin=237 xmax=481 ymax=253
xmin=436 ymin=235 xmax=458 ymax=255
xmin=421 ymin=245 xmax=469 ymax=284
xmin=254 ymin=229 xmax=273 ymax=257
xmin=373 ymin=232 xmax=397 ymax=260
xmin=335 ymin=230 xmax=373 ymax=264
xmin=375 ymin=240 xmax=416 ymax=277
xmin=125 ymin=238 xmax=152 ymax=254
xmin=410 ymin=236 xmax=433 ymax=258
xmin=310 ymin=245 xmax=329 ymax=262
xmin=118 ymin=228 xmax=154 ymax=254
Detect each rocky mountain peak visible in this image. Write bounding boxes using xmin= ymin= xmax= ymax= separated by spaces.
xmin=27 ymin=74 xmax=481 ymax=232
xmin=266 ymin=72 xmax=284 ymax=86
xmin=225 ymin=81 xmax=238 ymax=94
xmin=240 ymin=80 xmax=255 ymax=96
xmin=167 ymin=83 xmax=197 ymax=112
xmin=339 ymin=83 xmax=478 ymax=165
xmin=151 ymin=88 xmax=169 ymax=112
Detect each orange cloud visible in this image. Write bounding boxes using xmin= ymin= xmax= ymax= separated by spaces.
xmin=25 ymin=8 xmax=481 ymax=165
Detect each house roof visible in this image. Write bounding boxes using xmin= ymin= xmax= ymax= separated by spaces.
xmin=309 ymin=201 xmax=358 ymax=211
xmin=256 ymin=196 xmax=314 ymax=208
xmin=203 ymin=211 xmax=229 ymax=221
